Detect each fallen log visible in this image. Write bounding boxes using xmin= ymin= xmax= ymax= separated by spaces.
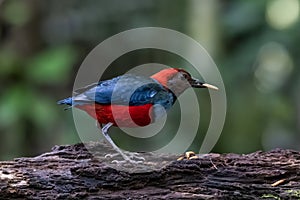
xmin=0 ymin=141 xmax=300 ymax=199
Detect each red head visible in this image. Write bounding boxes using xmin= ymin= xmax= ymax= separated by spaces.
xmin=151 ymin=68 xmax=218 ymax=96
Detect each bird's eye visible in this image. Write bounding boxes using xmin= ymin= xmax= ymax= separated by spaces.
xmin=182 ymin=73 xmax=190 ymax=80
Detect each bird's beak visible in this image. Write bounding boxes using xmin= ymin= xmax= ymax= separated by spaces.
xmin=189 ymin=77 xmax=219 ymax=90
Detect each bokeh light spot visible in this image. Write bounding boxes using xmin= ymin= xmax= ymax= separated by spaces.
xmin=254 ymin=42 xmax=293 ymax=93
xmin=266 ymin=0 xmax=299 ymax=30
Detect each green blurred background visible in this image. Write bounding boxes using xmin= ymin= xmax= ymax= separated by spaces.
xmin=0 ymin=0 xmax=299 ymax=160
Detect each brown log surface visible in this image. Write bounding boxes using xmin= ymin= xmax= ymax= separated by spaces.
xmin=0 ymin=141 xmax=300 ymax=199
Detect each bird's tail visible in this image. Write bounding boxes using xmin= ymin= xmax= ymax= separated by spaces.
xmin=57 ymin=97 xmax=73 ymax=110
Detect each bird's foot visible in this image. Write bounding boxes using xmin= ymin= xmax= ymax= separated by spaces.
xmin=105 ymin=151 xmax=145 ymax=164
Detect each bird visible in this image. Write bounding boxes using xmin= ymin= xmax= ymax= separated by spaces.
xmin=57 ymin=68 xmax=218 ymax=163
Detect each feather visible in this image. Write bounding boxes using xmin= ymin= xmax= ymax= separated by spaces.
xmin=57 ymin=74 xmax=175 ymax=110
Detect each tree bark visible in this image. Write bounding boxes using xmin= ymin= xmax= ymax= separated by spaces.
xmin=0 ymin=141 xmax=300 ymax=199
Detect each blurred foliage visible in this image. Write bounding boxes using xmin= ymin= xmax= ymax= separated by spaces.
xmin=0 ymin=0 xmax=299 ymax=160
xmin=26 ymin=45 xmax=78 ymax=83
xmin=2 ymin=0 xmax=31 ymax=26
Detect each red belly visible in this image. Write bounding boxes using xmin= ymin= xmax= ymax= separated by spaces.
xmin=76 ymin=104 xmax=153 ymax=127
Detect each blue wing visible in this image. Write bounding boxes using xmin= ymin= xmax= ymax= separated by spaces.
xmin=69 ymin=74 xmax=174 ymax=108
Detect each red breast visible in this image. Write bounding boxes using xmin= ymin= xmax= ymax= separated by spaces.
xmin=76 ymin=104 xmax=154 ymax=127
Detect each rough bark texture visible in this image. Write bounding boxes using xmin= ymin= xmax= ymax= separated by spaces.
xmin=0 ymin=142 xmax=300 ymax=200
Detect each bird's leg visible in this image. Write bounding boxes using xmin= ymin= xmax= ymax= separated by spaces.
xmin=100 ymin=122 xmax=131 ymax=162
xmin=99 ymin=122 xmax=144 ymax=164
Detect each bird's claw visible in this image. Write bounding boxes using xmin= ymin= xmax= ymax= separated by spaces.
xmin=127 ymin=152 xmax=145 ymax=161
xmin=104 ymin=153 xmax=119 ymax=159
xmin=105 ymin=151 xmax=145 ymax=164
xmin=111 ymin=159 xmax=143 ymax=164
